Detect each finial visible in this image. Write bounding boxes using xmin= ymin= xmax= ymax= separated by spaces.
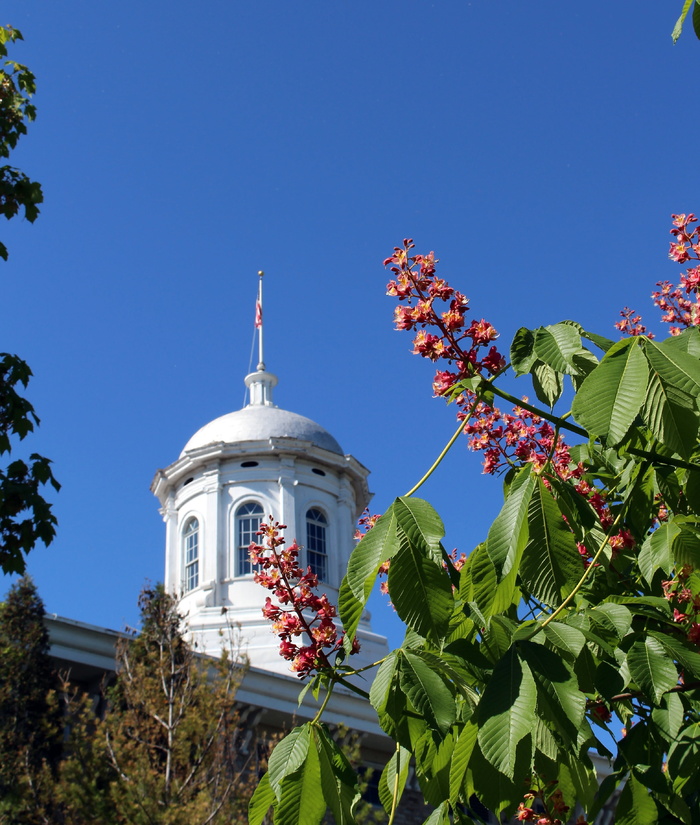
xmin=255 ymin=271 xmax=265 ymax=371
xmin=244 ymin=270 xmax=277 ymax=408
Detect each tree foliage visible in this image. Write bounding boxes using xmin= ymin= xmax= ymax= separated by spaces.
xmin=0 ymin=583 xmax=263 ymax=824
xmin=58 ymin=586 xmax=259 ymax=825
xmin=0 ymin=576 xmax=62 ymax=824
xmin=251 ymin=217 xmax=700 ymax=824
xmin=0 ymin=354 xmax=60 ymax=574
xmin=0 ymin=25 xmax=42 ymax=260
xmin=0 ymin=25 xmax=56 ymax=576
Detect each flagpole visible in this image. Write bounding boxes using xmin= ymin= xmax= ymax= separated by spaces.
xmin=257 ymin=270 xmax=264 ymax=371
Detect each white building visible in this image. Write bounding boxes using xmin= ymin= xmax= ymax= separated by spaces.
xmin=150 ymin=362 xmax=390 ymax=678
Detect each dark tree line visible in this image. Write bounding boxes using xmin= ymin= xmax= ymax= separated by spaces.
xmin=0 ymin=578 xmax=262 ymax=825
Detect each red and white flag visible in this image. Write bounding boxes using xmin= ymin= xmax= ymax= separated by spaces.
xmin=255 ymin=298 xmax=262 ymax=329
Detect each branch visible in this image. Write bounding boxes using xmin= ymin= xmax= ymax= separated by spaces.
xmin=609 ymin=680 xmax=700 ymax=704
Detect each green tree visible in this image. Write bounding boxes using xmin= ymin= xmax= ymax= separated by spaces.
xmin=250 ymin=222 xmax=700 ymax=825
xmin=63 ymin=586 xmax=259 ymax=825
xmin=0 ymin=25 xmax=57 ymax=576
xmin=0 ymin=576 xmax=62 ymax=824
xmin=0 ymin=26 xmax=42 ymax=260
xmin=0 ymin=354 xmax=60 ymax=574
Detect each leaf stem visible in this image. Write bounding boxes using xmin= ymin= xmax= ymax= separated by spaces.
xmin=609 ymin=681 xmax=700 ymax=703
xmin=340 ymin=655 xmax=389 ymax=677
xmin=489 ymin=385 xmax=700 ymax=472
xmin=403 ymin=395 xmax=480 ymax=497
xmin=311 ymin=682 xmax=334 ymax=724
xmin=387 ymin=742 xmax=402 ymax=825
xmin=329 ymin=674 xmax=370 ymax=700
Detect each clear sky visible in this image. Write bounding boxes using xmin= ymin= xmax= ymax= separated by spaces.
xmin=3 ymin=1 xmax=699 ymax=653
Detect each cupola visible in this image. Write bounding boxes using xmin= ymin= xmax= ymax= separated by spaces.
xmin=151 ymin=274 xmax=388 ymax=676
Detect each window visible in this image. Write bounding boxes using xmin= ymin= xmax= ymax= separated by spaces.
xmin=183 ymin=517 xmax=199 ymax=592
xmin=237 ymin=501 xmax=264 ymax=575
xmin=306 ymin=508 xmax=327 ymax=581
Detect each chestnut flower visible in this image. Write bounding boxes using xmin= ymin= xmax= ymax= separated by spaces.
xmin=617 ymin=213 xmax=700 ymax=337
xmin=250 ymin=519 xmax=359 ymax=677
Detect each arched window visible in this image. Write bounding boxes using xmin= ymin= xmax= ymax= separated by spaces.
xmin=182 ymin=517 xmax=199 ymax=592
xmin=306 ymin=508 xmax=327 ymax=581
xmin=236 ymin=502 xmax=264 ymax=575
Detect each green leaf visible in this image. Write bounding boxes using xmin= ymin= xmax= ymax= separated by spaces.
xmin=663 ymin=324 xmax=700 ymax=357
xmin=275 ymin=738 xmax=326 ymax=825
xmin=531 ymin=361 xmax=563 ymax=408
xmin=542 ymin=621 xmax=586 ymax=659
xmin=627 ymin=636 xmax=679 ymax=704
xmin=463 ymin=543 xmax=519 ymax=619
xmin=673 ymin=0 xmax=694 ymax=42
xmin=519 ymin=478 xmax=583 ymax=607
xmin=268 ymin=725 xmax=311 ymax=797
xmin=652 ymin=691 xmax=684 ymax=744
xmin=588 ymin=603 xmax=633 ymax=639
xmin=388 ymin=524 xmax=453 ymax=642
xmin=615 ymin=772 xmax=659 ymax=824
xmin=510 ymin=327 xmax=536 ymax=376
xmin=338 ymin=577 xmax=364 ymax=652
xmin=533 ymin=323 xmax=582 ymax=375
xmin=644 ymin=337 xmax=700 ymax=398
xmin=519 ymin=641 xmax=585 ymax=746
xmin=638 ymin=521 xmax=679 ymax=585
xmin=340 ymin=501 xmax=402 ymax=647
xmin=674 ymin=521 xmax=700 ymax=568
xmin=486 ymin=465 xmax=536 ymax=580
xmin=410 ymin=648 xmax=479 ymax=702
xmin=413 ymin=728 xmax=454 ymax=806
xmin=369 ymin=652 xmax=400 ymax=718
xmin=468 ymin=741 xmax=522 ymax=815
xmin=561 ymin=756 xmax=599 ymax=814
xmin=378 ymin=745 xmax=411 ymax=816
xmin=477 ymin=647 xmax=537 ymax=779
xmin=249 ymin=773 xmax=276 ymax=825
xmin=393 ymin=497 xmax=446 ymax=560
xmin=449 ymin=720 xmax=478 ymax=805
xmin=667 ymin=725 xmax=700 ymax=796
xmin=685 ymin=466 xmax=700 ymax=515
xmin=581 ymin=329 xmax=615 ymax=352
xmin=314 ymin=725 xmax=360 ymax=825
xmin=641 ymin=367 xmax=699 ymax=458
xmin=649 ymin=631 xmax=700 ymax=680
xmin=399 ymin=650 xmax=456 ymax=736
xmin=421 ymin=801 xmax=450 ymax=825
xmin=571 ymin=338 xmax=648 ymax=444
xmin=344 ymin=504 xmax=399 ymax=603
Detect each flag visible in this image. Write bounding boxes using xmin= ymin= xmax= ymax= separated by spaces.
xmin=255 ymin=298 xmax=262 ymax=329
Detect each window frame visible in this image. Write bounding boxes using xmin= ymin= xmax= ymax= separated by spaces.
xmin=182 ymin=516 xmax=200 ymax=593
xmin=306 ymin=507 xmax=328 ymax=581
xmin=236 ymin=501 xmax=265 ymax=576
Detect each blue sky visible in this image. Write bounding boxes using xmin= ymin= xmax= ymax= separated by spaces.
xmin=3 ymin=1 xmax=699 ymax=651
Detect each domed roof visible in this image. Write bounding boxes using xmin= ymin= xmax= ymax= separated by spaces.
xmin=181 ymin=404 xmax=344 ymax=457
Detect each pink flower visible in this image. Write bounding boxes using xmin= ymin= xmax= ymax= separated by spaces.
xmin=251 ymin=518 xmax=359 ymax=678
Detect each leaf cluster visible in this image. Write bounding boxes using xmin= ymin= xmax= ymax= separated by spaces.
xmin=0 ymin=353 xmax=60 ymax=574
xmin=0 ymin=26 xmax=53 ymax=576
xmin=258 ymin=318 xmax=700 ymax=824
xmin=0 ymin=24 xmax=42 ymax=260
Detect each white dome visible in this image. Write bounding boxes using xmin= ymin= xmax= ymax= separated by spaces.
xmin=181 ymin=405 xmax=344 ymax=457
